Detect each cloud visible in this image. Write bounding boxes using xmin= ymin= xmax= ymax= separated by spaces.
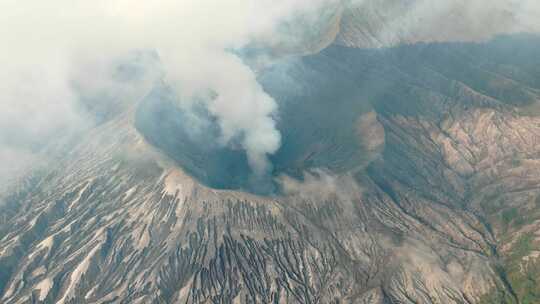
xmin=1 ymin=0 xmax=540 ymax=186
xmin=0 ymin=0 xmax=341 ymax=182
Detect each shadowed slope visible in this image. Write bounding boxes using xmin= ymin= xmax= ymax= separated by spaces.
xmin=135 ymin=34 xmax=540 ymax=193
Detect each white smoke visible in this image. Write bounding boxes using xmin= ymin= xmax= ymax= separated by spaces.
xmin=1 ymin=0 xmax=540 ymax=184
xmin=0 ymin=0 xmax=340 ymax=180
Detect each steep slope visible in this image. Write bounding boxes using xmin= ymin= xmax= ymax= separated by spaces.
xmin=1 ymin=34 xmax=540 ymax=304
xmin=0 ymin=107 xmax=499 ymax=304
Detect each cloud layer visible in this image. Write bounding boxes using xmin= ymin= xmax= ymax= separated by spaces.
xmin=1 ymin=0 xmax=540 ymax=185
xmin=0 ymin=0 xmax=340 ymax=182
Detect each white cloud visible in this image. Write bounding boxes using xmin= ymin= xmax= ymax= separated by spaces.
xmin=0 ymin=0 xmax=340 ymax=179
xmin=1 ymin=0 xmax=540 ymax=184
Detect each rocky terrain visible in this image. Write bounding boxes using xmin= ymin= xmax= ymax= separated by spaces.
xmin=1 ymin=9 xmax=540 ymax=304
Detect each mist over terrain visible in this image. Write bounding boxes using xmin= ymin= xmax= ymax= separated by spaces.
xmin=2 ymin=0 xmax=540 ymax=186
xmin=3 ymin=2 xmax=540 ymax=303
xmin=0 ymin=0 xmax=340 ymax=185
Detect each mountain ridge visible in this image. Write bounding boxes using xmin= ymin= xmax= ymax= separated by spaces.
xmin=2 ymin=25 xmax=540 ymax=304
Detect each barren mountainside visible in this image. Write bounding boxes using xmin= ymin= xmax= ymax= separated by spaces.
xmin=1 ymin=12 xmax=540 ymax=304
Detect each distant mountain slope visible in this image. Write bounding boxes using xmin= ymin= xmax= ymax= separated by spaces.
xmin=336 ymin=0 xmax=537 ymax=48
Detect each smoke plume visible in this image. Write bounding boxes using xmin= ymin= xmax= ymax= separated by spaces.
xmin=1 ymin=0 xmax=540 ymax=185
xmin=0 ymin=0 xmax=340 ymax=183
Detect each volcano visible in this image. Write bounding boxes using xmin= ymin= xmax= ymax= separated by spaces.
xmin=2 ymin=4 xmax=540 ymax=304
